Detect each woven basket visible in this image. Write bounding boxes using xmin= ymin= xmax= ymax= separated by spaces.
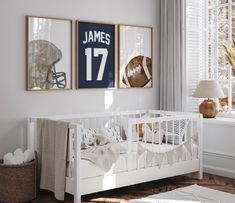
xmin=0 ymin=152 xmax=38 ymax=203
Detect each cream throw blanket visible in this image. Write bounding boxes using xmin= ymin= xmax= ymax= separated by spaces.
xmin=37 ymin=119 xmax=69 ymax=201
xmin=81 ymin=143 xmax=126 ymax=172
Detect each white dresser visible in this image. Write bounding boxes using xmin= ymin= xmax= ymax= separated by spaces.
xmin=203 ymin=117 xmax=235 ymax=179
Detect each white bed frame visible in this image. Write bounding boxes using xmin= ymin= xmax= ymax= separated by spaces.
xmin=28 ymin=109 xmax=203 ymax=203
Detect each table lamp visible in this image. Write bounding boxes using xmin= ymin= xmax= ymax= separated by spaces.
xmin=193 ymin=80 xmax=225 ymax=118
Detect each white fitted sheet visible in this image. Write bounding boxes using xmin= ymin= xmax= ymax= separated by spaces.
xmin=67 ymin=141 xmax=198 ymax=179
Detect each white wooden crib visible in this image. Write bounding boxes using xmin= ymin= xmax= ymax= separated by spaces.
xmin=28 ymin=109 xmax=203 ymax=203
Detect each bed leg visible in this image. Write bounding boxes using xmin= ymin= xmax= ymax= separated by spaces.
xmin=74 ymin=193 xmax=81 ymax=203
xmin=197 ymin=170 xmax=203 ymax=180
xmin=196 ymin=114 xmax=203 ymax=181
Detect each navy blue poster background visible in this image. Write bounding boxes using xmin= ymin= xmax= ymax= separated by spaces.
xmin=78 ymin=22 xmax=115 ymax=88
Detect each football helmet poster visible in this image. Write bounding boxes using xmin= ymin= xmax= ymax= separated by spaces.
xmin=77 ymin=21 xmax=115 ymax=89
xmin=26 ymin=16 xmax=72 ymax=91
xmin=118 ymin=24 xmax=153 ymax=88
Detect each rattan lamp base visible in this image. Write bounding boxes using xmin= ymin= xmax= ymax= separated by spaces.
xmin=199 ymin=99 xmax=218 ymax=118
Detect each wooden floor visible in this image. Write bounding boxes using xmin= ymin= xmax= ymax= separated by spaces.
xmin=32 ymin=173 xmax=235 ymax=203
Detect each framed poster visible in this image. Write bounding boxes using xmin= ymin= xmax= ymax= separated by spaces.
xmin=26 ymin=16 xmax=72 ymax=91
xmin=118 ymin=24 xmax=153 ymax=88
xmin=76 ymin=21 xmax=115 ymax=88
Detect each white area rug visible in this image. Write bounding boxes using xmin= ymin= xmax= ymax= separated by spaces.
xmin=126 ymin=184 xmax=235 ymax=203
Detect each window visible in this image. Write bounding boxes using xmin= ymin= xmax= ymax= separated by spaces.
xmin=208 ymin=0 xmax=235 ymax=113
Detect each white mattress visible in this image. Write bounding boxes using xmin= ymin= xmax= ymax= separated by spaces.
xmin=67 ymin=141 xmax=198 ymax=179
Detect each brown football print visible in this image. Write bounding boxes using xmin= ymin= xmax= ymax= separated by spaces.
xmin=122 ymin=55 xmax=152 ymax=87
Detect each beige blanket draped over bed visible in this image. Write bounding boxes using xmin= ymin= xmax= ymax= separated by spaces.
xmin=81 ymin=143 xmax=126 ymax=172
xmin=37 ymin=119 xmax=69 ymax=201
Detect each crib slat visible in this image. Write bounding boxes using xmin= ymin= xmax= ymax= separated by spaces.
xmin=179 ymin=120 xmax=182 ymax=145
xmin=27 ymin=119 xmax=35 ymax=151
xmin=72 ymin=123 xmax=82 ymax=203
xmin=151 ymin=122 xmax=154 ymax=167
xmin=127 ymin=120 xmax=132 ymax=172
xmin=144 ymin=122 xmax=147 ymax=168
xmin=165 ymin=121 xmax=168 ymax=150
xmin=191 ymin=118 xmax=193 ymax=141
xmin=173 ymin=120 xmax=175 ymax=146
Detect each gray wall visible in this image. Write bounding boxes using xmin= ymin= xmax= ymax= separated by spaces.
xmin=0 ymin=0 xmax=160 ymax=157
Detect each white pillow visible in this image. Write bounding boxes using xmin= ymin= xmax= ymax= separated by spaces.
xmin=141 ymin=124 xmax=163 ymax=144
xmin=101 ymin=125 xmax=123 ymax=143
xmin=81 ymin=128 xmax=98 ymax=148
xmin=94 ymin=133 xmax=111 ymax=145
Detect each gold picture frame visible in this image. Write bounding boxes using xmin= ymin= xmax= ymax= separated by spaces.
xmin=118 ymin=24 xmax=153 ymax=88
xmin=26 ymin=16 xmax=73 ymax=91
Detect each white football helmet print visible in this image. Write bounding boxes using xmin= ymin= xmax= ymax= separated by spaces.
xmin=28 ymin=40 xmax=67 ymax=89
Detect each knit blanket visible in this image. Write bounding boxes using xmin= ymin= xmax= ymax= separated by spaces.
xmin=81 ymin=143 xmax=126 ymax=172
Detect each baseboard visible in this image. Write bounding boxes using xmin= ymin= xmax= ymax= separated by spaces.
xmin=203 ymin=150 xmax=235 ymax=160
xmin=203 ymin=165 xmax=235 ymax=179
xmin=203 ymin=150 xmax=235 ymax=179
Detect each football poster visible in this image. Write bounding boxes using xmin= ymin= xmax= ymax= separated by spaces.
xmin=118 ymin=24 xmax=153 ymax=88
xmin=77 ymin=21 xmax=115 ymax=88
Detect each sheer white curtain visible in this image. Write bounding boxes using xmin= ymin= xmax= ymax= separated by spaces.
xmin=158 ymin=0 xmax=206 ymax=112
xmin=185 ymin=0 xmax=206 ymax=112
xmin=158 ymin=0 xmax=186 ymax=111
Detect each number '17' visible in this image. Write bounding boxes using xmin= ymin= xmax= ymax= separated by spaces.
xmin=85 ymin=48 xmax=108 ymax=81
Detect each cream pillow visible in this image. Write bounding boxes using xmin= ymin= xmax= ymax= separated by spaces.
xmin=81 ymin=128 xmax=98 ymax=149
xmin=141 ymin=124 xmax=163 ymax=144
xmin=101 ymin=125 xmax=123 ymax=143
xmin=94 ymin=133 xmax=111 ymax=145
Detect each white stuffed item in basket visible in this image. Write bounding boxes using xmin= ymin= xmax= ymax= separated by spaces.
xmin=3 ymin=148 xmax=34 ymax=165
xmin=3 ymin=153 xmax=15 ymax=165
xmin=13 ymin=148 xmax=24 ymax=164
xmin=23 ymin=149 xmax=35 ymax=163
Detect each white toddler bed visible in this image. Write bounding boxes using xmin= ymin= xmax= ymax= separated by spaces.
xmin=28 ymin=109 xmax=203 ymax=203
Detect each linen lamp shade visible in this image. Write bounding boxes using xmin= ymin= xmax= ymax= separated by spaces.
xmin=193 ymin=80 xmax=225 ymax=99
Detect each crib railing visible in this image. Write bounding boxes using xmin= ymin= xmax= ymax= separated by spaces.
xmin=28 ymin=110 xmax=203 ymax=203
xmin=63 ymin=111 xmax=202 ymax=178
xmin=28 ymin=110 xmax=203 ymax=180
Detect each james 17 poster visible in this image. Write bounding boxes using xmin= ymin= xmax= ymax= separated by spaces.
xmin=77 ymin=21 xmax=115 ymax=88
